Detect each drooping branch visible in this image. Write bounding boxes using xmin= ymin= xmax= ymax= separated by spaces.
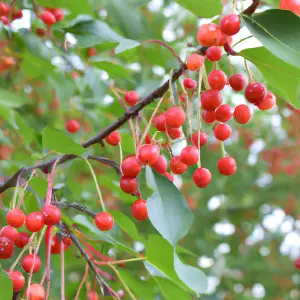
xmin=0 ymin=64 xmax=187 ymax=194
xmin=242 ymin=0 xmax=260 ymax=15
xmin=53 ymin=202 xmax=96 ymax=218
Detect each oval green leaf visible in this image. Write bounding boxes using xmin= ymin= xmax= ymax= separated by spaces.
xmin=176 ymin=0 xmax=222 ymax=18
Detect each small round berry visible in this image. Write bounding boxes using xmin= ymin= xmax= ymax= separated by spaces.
xmin=52 ymin=8 xmax=64 ymax=22
xmin=6 ymin=209 xmax=25 ymax=228
xmin=216 ymin=32 xmax=230 ymax=46
xmin=163 ymin=172 xmax=174 ymax=182
xmin=22 ymin=254 xmax=42 ymax=273
xmin=63 ymin=237 xmax=72 ymax=246
xmin=220 ymin=14 xmax=241 ymax=36
xmin=154 ymin=113 xmax=167 ymax=132
xmin=42 ymin=205 xmax=62 ymax=226
xmin=234 ymin=104 xmax=251 ymax=124
xmin=257 ymin=91 xmax=276 ymax=110
xmin=229 ymin=73 xmax=247 ymax=91
xmin=245 ymin=82 xmax=267 ymax=105
xmin=124 ymin=91 xmax=139 ymax=106
xmin=25 ymin=212 xmax=44 ymax=232
xmin=49 ymin=235 xmax=67 ymax=255
xmin=120 ymin=177 xmax=138 ymax=194
xmin=0 ymin=16 xmax=8 ymax=25
xmin=88 ymin=47 xmax=97 ymax=57
xmin=12 ymin=9 xmax=23 ymax=20
xmin=0 ymin=225 xmax=18 ymax=243
xmin=208 ymin=70 xmax=227 ymax=91
xmin=170 ymin=156 xmax=188 ymax=174
xmin=40 ymin=11 xmax=56 ymax=26
xmin=0 ymin=2 xmax=10 ymax=16
xmin=0 ymin=237 xmax=14 ymax=259
xmin=121 ymin=156 xmax=141 ymax=178
xmin=65 ymin=120 xmax=80 ymax=134
xmin=152 ymin=155 xmax=168 ymax=174
xmin=218 ymin=156 xmax=236 ymax=175
xmin=215 ymin=104 xmax=233 ymax=122
xmin=36 ymin=28 xmax=46 ymax=37
xmin=9 ymin=271 xmax=25 ymax=291
xmin=180 ymin=146 xmax=199 ymax=166
xmin=191 ymin=131 xmax=208 ymax=148
xmin=167 ymin=127 xmax=181 ymax=140
xmin=201 ymin=90 xmax=222 ymax=111
xmin=197 ymin=23 xmax=222 ymax=47
xmin=138 ymin=144 xmax=160 ymax=165
xmin=295 ymin=258 xmax=300 ymax=269
xmin=193 ymin=168 xmax=212 ymax=188
xmin=15 ymin=232 xmax=30 ymax=248
xmin=26 ymin=284 xmax=45 ymax=300
xmin=206 ymin=46 xmax=222 ymax=62
xmin=186 ymin=53 xmax=205 ymax=71
xmin=179 ymin=92 xmax=188 ymax=103
xmin=95 ymin=212 xmax=114 ymax=231
xmin=183 ymin=78 xmax=197 ymax=90
xmin=132 ymin=200 xmax=148 ymax=221
xmin=1 ymin=57 xmax=15 ymax=69
xmin=105 ymin=131 xmax=121 ymax=146
xmin=214 ymin=123 xmax=231 ymax=141
xmin=165 ymin=106 xmax=186 ymax=128
xmin=202 ymin=110 xmax=216 ymax=123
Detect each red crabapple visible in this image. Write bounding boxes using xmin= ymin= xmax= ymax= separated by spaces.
xmin=202 ymin=110 xmax=216 ymax=123
xmin=132 ymin=200 xmax=148 ymax=221
xmin=42 ymin=205 xmax=62 ymax=225
xmin=234 ymin=104 xmax=251 ymax=124
xmin=295 ymin=258 xmax=300 ymax=269
xmin=197 ymin=23 xmax=222 ymax=47
xmin=25 ymin=212 xmax=44 ymax=232
xmin=180 ymin=146 xmax=199 ymax=166
xmin=0 ymin=237 xmax=14 ymax=259
xmin=40 ymin=11 xmax=56 ymax=26
xmin=193 ymin=168 xmax=212 ymax=188
xmin=165 ymin=106 xmax=186 ymax=128
xmin=22 ymin=254 xmax=42 ymax=273
xmin=191 ymin=131 xmax=208 ymax=148
xmin=280 ymin=0 xmax=300 ymax=16
xmin=186 ymin=53 xmax=205 ymax=71
xmin=52 ymin=8 xmax=64 ymax=22
xmin=0 ymin=225 xmax=18 ymax=243
xmin=9 ymin=271 xmax=25 ymax=291
xmin=0 ymin=2 xmax=10 ymax=16
xmin=95 ymin=212 xmax=114 ymax=231
xmin=26 ymin=284 xmax=45 ymax=300
xmin=214 ymin=123 xmax=232 ymax=141
xmin=201 ymin=90 xmax=222 ymax=111
xmin=218 ymin=156 xmax=236 ymax=175
xmin=208 ymin=70 xmax=227 ymax=91
xmin=170 ymin=156 xmax=188 ymax=174
xmin=120 ymin=177 xmax=138 ymax=194
xmin=183 ymin=78 xmax=197 ymax=90
xmin=15 ymin=232 xmax=30 ymax=248
xmin=245 ymin=82 xmax=267 ymax=105
xmin=152 ymin=155 xmax=168 ymax=174
xmin=124 ymin=91 xmax=139 ymax=106
xmin=229 ymin=73 xmax=247 ymax=91
xmin=257 ymin=91 xmax=276 ymax=110
xmin=206 ymin=46 xmax=222 ymax=62
xmin=121 ymin=156 xmax=141 ymax=178
xmin=215 ymin=104 xmax=233 ymax=122
xmin=88 ymin=47 xmax=97 ymax=57
xmin=163 ymin=172 xmax=174 ymax=182
xmin=220 ymin=14 xmax=241 ymax=35
xmin=167 ymin=127 xmax=181 ymax=140
xmin=105 ymin=131 xmax=121 ymax=146
xmin=138 ymin=144 xmax=160 ymax=165
xmin=65 ymin=120 xmax=80 ymax=134
xmin=154 ymin=113 xmax=167 ymax=132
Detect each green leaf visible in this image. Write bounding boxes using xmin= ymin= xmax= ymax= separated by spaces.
xmin=24 ymin=192 xmax=40 ymax=214
xmin=155 ymin=277 xmax=191 ymax=300
xmin=176 ymin=0 xmax=222 ymax=18
xmin=144 ymin=167 xmax=193 ymax=246
xmin=48 ymin=75 xmax=76 ymax=102
xmin=146 ymin=235 xmax=207 ymax=296
xmin=64 ymin=20 xmax=140 ymax=53
xmin=0 ymin=269 xmax=13 ymax=300
xmin=241 ymin=47 xmax=300 ymax=108
xmin=42 ymin=126 xmax=87 ymax=156
xmin=92 ymin=60 xmax=131 ymax=79
xmin=15 ymin=112 xmax=35 ymax=143
xmin=29 ymin=178 xmax=48 ymax=200
xmin=242 ymin=10 xmax=300 ymax=68
xmin=0 ymin=89 xmax=26 ymax=108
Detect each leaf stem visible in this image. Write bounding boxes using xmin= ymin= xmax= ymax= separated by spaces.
xmin=118 ymin=142 xmax=123 ymax=166
xmin=197 ymin=66 xmax=205 ymax=168
xmin=74 ymin=264 xmax=89 ymax=300
xmin=220 ymin=142 xmax=226 ymax=157
xmin=94 ymin=257 xmax=146 ymax=266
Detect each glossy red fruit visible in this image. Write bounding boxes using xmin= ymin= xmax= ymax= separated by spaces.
xmin=183 ymin=78 xmax=197 ymax=90
xmin=234 ymin=104 xmax=251 ymax=124
xmin=193 ymin=168 xmax=212 ymax=188
xmin=191 ymin=131 xmax=208 ymax=148
xmin=170 ymin=156 xmax=188 ymax=174
xmin=163 ymin=172 xmax=174 ymax=182
xmin=36 ymin=27 xmax=46 ymax=37
xmin=0 ymin=225 xmax=18 ymax=243
xmin=40 ymin=11 xmax=56 ymax=26
xmin=165 ymin=106 xmax=186 ymax=128
xmin=50 ymin=235 xmax=67 ymax=255
xmin=88 ymin=291 xmax=99 ymax=300
xmin=105 ymin=131 xmax=121 ymax=146
xmin=206 ymin=46 xmax=222 ymax=62
xmin=208 ymin=70 xmax=227 ymax=91
xmin=138 ymin=144 xmax=160 ymax=165
xmin=214 ymin=123 xmax=231 ymax=141
xmin=1 ymin=57 xmax=15 ymax=69
xmin=121 ymin=156 xmax=141 ymax=178
xmin=95 ymin=212 xmax=114 ymax=231
xmin=0 ymin=15 xmax=8 ymax=25
xmin=0 ymin=2 xmax=10 ymax=16
xmin=154 ymin=113 xmax=167 ymax=132
xmin=0 ymin=237 xmax=14 ymax=259
xmin=280 ymin=0 xmax=300 ymax=15
xmin=215 ymin=104 xmax=233 ymax=122
xmin=229 ymin=73 xmax=247 ymax=91
xmin=257 ymin=91 xmax=276 ymax=110
xmin=197 ymin=23 xmax=222 ymax=47
xmin=201 ymin=90 xmax=222 ymax=111
xmin=186 ymin=54 xmax=205 ymax=71
xmin=88 ymin=47 xmax=96 ymax=57
xmin=132 ymin=200 xmax=148 ymax=221
xmin=245 ymin=82 xmax=267 ymax=105
xmin=42 ymin=205 xmax=61 ymax=225
xmin=179 ymin=92 xmax=188 ymax=103
xmin=180 ymin=146 xmax=199 ymax=166
xmin=120 ymin=177 xmax=138 ymax=194
xmin=9 ymin=271 xmax=25 ymax=291
xmin=63 ymin=237 xmax=72 ymax=246
xmin=15 ymin=232 xmax=30 ymax=248
xmin=167 ymin=127 xmax=181 ymax=140
xmin=26 ymin=284 xmax=45 ymax=300
xmin=202 ymin=110 xmax=216 ymax=123
xmin=124 ymin=91 xmax=139 ymax=106
xmin=295 ymin=258 xmax=300 ymax=269
xmin=25 ymin=212 xmax=44 ymax=232
xmin=218 ymin=156 xmax=236 ymax=175
xmin=12 ymin=9 xmax=22 ymax=20
xmin=22 ymin=254 xmax=41 ymax=273
xmin=52 ymin=8 xmax=64 ymax=22
xmin=220 ymin=14 xmax=241 ymax=35
xmin=65 ymin=120 xmax=80 ymax=134
xmin=152 ymin=155 xmax=168 ymax=174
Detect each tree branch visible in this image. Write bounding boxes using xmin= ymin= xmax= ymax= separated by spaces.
xmin=242 ymin=0 xmax=260 ymax=15
xmin=54 ymin=202 xmax=96 ymax=218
